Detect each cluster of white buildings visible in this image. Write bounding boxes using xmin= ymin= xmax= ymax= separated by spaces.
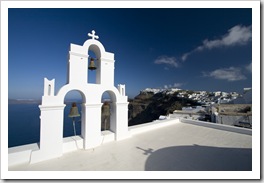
xmin=141 ymin=88 xmax=245 ymax=105
xmin=188 ymin=91 xmax=241 ymax=105
xmin=142 ymin=88 xmax=182 ymax=95
xmin=152 ymin=88 xmax=252 ymax=129
xmin=142 ymin=88 xmax=164 ymax=94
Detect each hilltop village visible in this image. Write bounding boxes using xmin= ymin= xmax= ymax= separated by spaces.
xmin=128 ymin=88 xmax=252 ymax=128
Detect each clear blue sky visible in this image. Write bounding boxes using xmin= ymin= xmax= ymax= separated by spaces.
xmin=8 ymin=8 xmax=252 ymax=99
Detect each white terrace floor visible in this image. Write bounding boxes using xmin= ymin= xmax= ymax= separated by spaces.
xmin=9 ymin=119 xmax=252 ymax=172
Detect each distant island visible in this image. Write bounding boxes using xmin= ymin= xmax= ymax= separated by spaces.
xmin=8 ymin=99 xmax=41 ymax=104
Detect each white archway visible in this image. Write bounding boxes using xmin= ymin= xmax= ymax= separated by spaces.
xmin=63 ymin=90 xmax=85 ymax=138
xmin=101 ymin=90 xmax=117 ymax=133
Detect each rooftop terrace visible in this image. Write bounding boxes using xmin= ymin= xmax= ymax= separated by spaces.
xmin=7 ymin=119 xmax=253 ymax=179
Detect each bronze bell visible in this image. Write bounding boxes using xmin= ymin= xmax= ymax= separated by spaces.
xmin=68 ymin=102 xmax=80 ymax=118
xmin=88 ymin=58 xmax=97 ymax=70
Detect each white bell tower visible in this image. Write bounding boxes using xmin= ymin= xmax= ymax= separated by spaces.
xmin=30 ymin=30 xmax=130 ymax=164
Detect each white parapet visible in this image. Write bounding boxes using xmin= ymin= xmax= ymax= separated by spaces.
xmin=8 ymin=143 xmax=39 ymax=167
xmin=129 ymin=119 xmax=180 ymax=136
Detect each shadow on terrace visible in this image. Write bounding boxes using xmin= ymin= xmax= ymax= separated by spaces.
xmin=138 ymin=144 xmax=252 ymax=171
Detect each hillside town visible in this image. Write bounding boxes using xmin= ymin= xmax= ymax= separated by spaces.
xmin=141 ymin=87 xmax=252 ymax=105
xmin=135 ymin=87 xmax=252 ymax=129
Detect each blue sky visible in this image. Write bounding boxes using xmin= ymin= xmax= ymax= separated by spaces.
xmin=8 ymin=8 xmax=252 ymax=99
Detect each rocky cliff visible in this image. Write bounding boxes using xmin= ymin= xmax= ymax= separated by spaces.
xmin=128 ymin=90 xmax=200 ymax=126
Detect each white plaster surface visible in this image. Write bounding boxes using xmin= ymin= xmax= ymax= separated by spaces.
xmin=9 ymin=120 xmax=252 ymax=171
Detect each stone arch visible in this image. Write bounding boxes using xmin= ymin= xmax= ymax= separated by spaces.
xmin=56 ymin=84 xmax=87 ymax=104
xmin=87 ymin=49 xmax=97 ymax=84
xmin=63 ymin=89 xmax=86 ymax=103
xmin=101 ymin=90 xmax=117 ymax=133
xmin=83 ymin=39 xmax=106 ymax=59
xmin=83 ymin=39 xmax=115 ymax=86
xmin=87 ymin=44 xmax=102 ymax=59
xmin=84 ymin=40 xmax=105 ymax=84
xmin=63 ymin=89 xmax=86 ymax=138
xmin=102 ymin=89 xmax=117 ymax=103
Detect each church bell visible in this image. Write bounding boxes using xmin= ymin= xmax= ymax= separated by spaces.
xmin=88 ymin=58 xmax=97 ymax=70
xmin=68 ymin=102 xmax=80 ymax=117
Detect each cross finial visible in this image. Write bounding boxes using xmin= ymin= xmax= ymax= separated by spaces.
xmin=88 ymin=30 xmax=99 ymax=40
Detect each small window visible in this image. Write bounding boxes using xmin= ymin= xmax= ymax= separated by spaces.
xmin=48 ymin=84 xmax=51 ymax=96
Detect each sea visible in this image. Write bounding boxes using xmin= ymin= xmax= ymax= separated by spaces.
xmin=8 ymin=103 xmax=82 ymax=148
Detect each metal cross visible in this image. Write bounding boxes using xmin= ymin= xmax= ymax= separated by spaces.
xmin=88 ymin=30 xmax=99 ymax=40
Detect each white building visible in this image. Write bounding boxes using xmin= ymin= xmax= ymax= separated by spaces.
xmin=214 ymin=91 xmax=222 ymax=96
xmin=142 ymin=88 xmax=161 ymax=94
xmin=9 ymin=30 xmax=130 ymax=164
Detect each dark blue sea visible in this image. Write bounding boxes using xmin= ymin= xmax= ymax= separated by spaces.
xmin=8 ymin=103 xmax=82 ymax=148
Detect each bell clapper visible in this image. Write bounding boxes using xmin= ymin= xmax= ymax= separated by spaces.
xmin=72 ymin=117 xmax=76 ymax=136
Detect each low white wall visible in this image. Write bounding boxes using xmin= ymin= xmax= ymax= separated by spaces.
xmin=9 ymin=131 xmax=117 ymax=167
xmin=169 ymin=113 xmax=202 ymax=120
xmin=215 ymin=115 xmax=252 ymax=126
xmin=129 ymin=119 xmax=180 ymax=135
xmin=8 ymin=143 xmax=39 ymax=167
xmin=63 ymin=136 xmax=84 ymax=153
xmin=101 ymin=130 xmax=115 ymax=143
xmin=180 ymin=118 xmax=252 ymax=135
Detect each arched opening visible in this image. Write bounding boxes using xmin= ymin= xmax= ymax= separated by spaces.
xmin=101 ymin=91 xmax=117 ymax=133
xmin=88 ymin=50 xmax=98 ymax=84
xmin=63 ymin=90 xmax=85 ymax=138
